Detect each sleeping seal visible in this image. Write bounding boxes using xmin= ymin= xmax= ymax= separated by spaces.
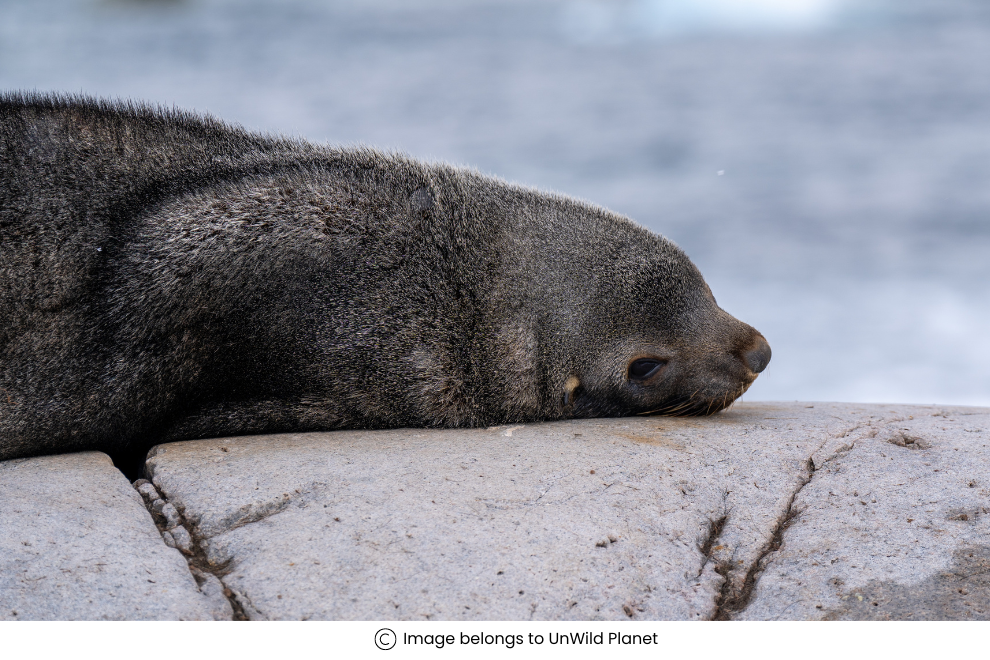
xmin=0 ymin=94 xmax=770 ymax=469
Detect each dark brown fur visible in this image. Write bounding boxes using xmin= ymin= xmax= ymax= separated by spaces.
xmin=0 ymin=93 xmax=769 ymax=468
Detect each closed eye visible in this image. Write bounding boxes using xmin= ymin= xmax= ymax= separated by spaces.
xmin=628 ymin=358 xmax=666 ymax=381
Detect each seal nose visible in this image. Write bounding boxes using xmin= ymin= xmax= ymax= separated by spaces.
xmin=743 ymin=335 xmax=771 ymax=374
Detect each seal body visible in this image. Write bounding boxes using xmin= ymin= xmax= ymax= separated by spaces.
xmin=0 ymin=94 xmax=770 ymax=465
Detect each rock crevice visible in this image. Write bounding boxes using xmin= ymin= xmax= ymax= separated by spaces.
xmin=132 ymin=478 xmax=240 ymax=620
xmin=713 ymin=458 xmax=814 ymax=620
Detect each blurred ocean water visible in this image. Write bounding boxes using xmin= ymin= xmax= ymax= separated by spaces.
xmin=1 ymin=0 xmax=988 ymax=405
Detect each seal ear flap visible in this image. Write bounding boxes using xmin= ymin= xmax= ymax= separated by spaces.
xmin=563 ymin=375 xmax=582 ymax=407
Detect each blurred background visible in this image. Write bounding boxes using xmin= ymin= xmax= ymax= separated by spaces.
xmin=1 ymin=0 xmax=988 ymax=405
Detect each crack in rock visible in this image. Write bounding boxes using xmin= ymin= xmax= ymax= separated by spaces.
xmin=697 ymin=514 xmax=728 ymax=578
xmin=710 ymin=420 xmax=881 ymax=620
xmin=810 ymin=423 xmax=876 ymax=471
xmin=222 ymin=494 xmax=296 ymax=535
xmin=711 ymin=458 xmax=815 ymax=620
xmin=132 ymin=478 xmax=244 ymax=620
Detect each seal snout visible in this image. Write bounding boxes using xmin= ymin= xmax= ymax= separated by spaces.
xmin=743 ymin=335 xmax=772 ymax=374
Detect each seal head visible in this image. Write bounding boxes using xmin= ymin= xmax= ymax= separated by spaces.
xmin=483 ymin=190 xmax=770 ymax=420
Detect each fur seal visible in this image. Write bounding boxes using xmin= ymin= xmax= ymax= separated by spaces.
xmin=0 ymin=93 xmax=770 ymax=470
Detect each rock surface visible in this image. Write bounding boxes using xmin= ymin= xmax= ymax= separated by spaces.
xmin=740 ymin=407 xmax=990 ymax=620
xmin=2 ymin=403 xmax=987 ymax=620
xmin=141 ymin=402 xmax=990 ymax=620
xmin=0 ymin=452 xmax=230 ymax=620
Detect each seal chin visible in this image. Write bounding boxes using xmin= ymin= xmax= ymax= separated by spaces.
xmin=635 ymin=380 xmax=754 ymax=417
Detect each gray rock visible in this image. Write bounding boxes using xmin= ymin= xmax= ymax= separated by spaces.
xmin=160 ymin=503 xmax=182 ymax=529
xmin=144 ymin=402 xmax=972 ymax=620
xmin=136 ymin=482 xmax=158 ymax=502
xmin=738 ymin=407 xmax=990 ymax=620
xmin=0 ymin=452 xmax=229 ymax=620
xmin=189 ymin=568 xmax=235 ymax=621
xmin=169 ymin=525 xmax=194 ymax=555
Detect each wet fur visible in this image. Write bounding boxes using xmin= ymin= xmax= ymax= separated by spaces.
xmin=0 ymin=93 xmax=767 ymax=467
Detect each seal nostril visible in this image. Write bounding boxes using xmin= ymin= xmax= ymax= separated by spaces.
xmin=744 ymin=337 xmax=771 ymax=374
